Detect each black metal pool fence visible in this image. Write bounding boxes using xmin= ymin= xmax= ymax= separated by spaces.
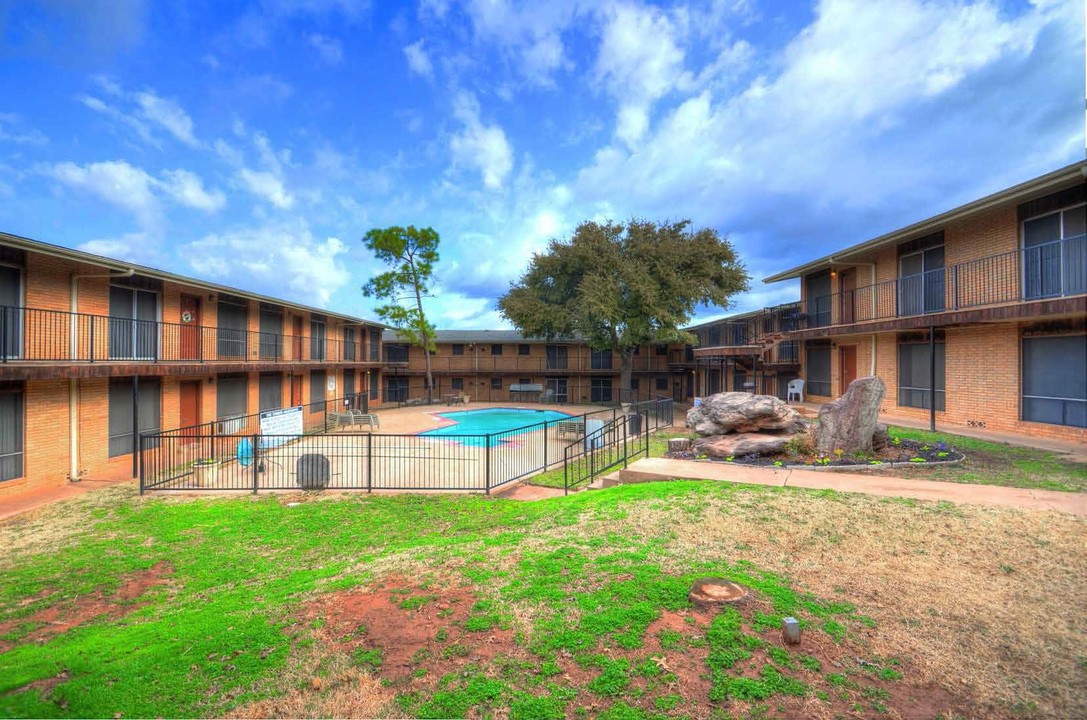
xmin=139 ymin=397 xmax=674 ymax=494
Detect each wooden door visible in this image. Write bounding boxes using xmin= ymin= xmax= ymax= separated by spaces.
xmin=292 ymin=316 xmax=303 ymax=360
xmin=179 ymin=381 xmax=201 ymax=443
xmin=290 ymin=374 xmax=303 ymax=407
xmin=839 ymin=346 xmax=857 ymax=395
xmin=179 ymin=295 xmax=201 ymax=360
xmin=839 ymin=270 xmax=856 ymax=324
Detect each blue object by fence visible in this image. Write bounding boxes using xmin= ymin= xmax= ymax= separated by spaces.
xmin=237 ymin=437 xmax=254 ymax=467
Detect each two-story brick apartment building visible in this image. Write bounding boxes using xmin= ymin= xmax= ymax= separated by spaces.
xmin=382 ymin=330 xmax=693 ymax=405
xmin=727 ymin=161 xmax=1085 ymax=441
xmin=0 ymin=231 xmax=387 ymax=498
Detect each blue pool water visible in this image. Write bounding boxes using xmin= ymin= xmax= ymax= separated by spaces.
xmin=420 ymin=407 xmax=573 ymax=445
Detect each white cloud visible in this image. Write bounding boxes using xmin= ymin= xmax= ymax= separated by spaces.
xmin=40 ymin=160 xmax=226 ymax=226
xmin=77 ymin=232 xmax=149 ymax=260
xmin=237 ymin=168 xmax=294 ymax=209
xmin=449 ymin=92 xmax=514 ymax=190
xmin=0 ymin=113 xmax=48 ymax=145
xmin=308 ymin=33 xmax=344 ymax=65
xmin=159 ymin=169 xmax=226 ymax=211
xmin=134 ymin=91 xmax=198 ymax=146
xmin=185 ymin=221 xmax=351 ymax=305
xmin=404 ymin=39 xmax=434 ymax=79
xmin=79 ymin=80 xmax=200 ymax=148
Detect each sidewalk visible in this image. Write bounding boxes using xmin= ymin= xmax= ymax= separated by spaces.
xmin=618 ymin=457 xmax=1087 ymax=516
xmin=0 ymin=477 xmax=133 ymax=524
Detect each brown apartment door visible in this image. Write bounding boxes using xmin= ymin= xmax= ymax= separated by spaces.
xmin=179 ymin=380 xmax=201 ymax=442
xmin=838 ymin=269 xmax=856 ymax=325
xmin=290 ymin=374 xmax=303 ymax=407
xmin=839 ymin=346 xmax=857 ymax=395
xmin=291 ymin=316 xmax=303 ymax=360
xmin=180 ymin=295 xmax=201 ymax=360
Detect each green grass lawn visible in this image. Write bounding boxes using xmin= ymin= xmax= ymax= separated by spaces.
xmin=882 ymin=426 xmax=1087 ymax=492
xmin=1 ymin=481 xmax=1084 ymax=719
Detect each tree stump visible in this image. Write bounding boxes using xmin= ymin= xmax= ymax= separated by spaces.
xmin=667 ymin=438 xmax=691 ymax=453
xmin=688 ymin=578 xmax=749 ymax=608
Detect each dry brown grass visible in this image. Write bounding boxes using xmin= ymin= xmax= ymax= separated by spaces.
xmin=517 ymin=487 xmax=1085 ymax=718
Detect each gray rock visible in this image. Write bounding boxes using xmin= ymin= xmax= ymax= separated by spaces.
xmin=687 ymin=392 xmax=804 ymax=435
xmin=693 ymin=432 xmax=795 ymax=458
xmin=813 ymin=376 xmax=886 ymax=453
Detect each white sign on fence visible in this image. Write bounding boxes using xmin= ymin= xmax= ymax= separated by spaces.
xmin=259 ymin=405 xmax=304 ymax=448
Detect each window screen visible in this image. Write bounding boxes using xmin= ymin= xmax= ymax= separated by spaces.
xmin=590 ymin=377 xmax=612 ymax=403
xmin=451 ymin=377 xmax=464 ymax=391
xmin=491 ymin=377 xmax=502 ymax=389
xmin=259 ymin=308 xmax=282 ymax=359
xmin=491 ymin=344 xmax=503 ymax=355
xmin=898 ymin=341 xmax=946 ymax=410
xmin=217 ymin=375 xmax=247 ymax=419
xmin=1022 ymin=335 xmax=1086 ymax=427
xmin=310 ymin=371 xmax=327 ymax=410
xmin=0 ymin=386 xmax=24 ymax=481
xmin=108 ymin=378 xmax=161 ymax=458
xmin=518 ymin=344 xmax=531 ymax=355
xmin=217 ymin=300 xmax=248 ymax=359
xmin=452 ymin=344 xmax=464 ymax=356
xmin=590 ymin=349 xmax=612 ymax=369
xmin=805 ymin=345 xmax=832 ymax=396
xmin=259 ymin=373 xmax=282 ymax=412
xmin=310 ymin=318 xmax=326 ymax=360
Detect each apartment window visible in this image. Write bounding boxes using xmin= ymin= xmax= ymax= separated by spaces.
xmin=898 ymin=339 xmax=946 ymax=411
xmin=216 ymin=374 xmax=248 ymax=420
xmin=0 ymin=266 xmax=23 ymax=360
xmin=656 ymin=378 xmax=668 ymax=391
xmin=630 ymin=378 xmax=640 ymax=391
xmin=259 ymin=373 xmax=282 ymax=412
xmin=590 ymin=349 xmax=612 ymax=370
xmin=546 ymin=345 xmax=568 ymax=370
xmin=733 ymin=371 xmax=748 ymax=392
xmin=898 ymin=244 xmax=945 ymax=316
xmin=805 ymin=342 xmax=832 ymax=397
xmin=310 ymin=316 xmax=326 ymax=361
xmin=804 ymin=272 xmax=832 ymax=327
xmin=385 ymin=376 xmax=409 ymax=403
xmin=369 ymin=371 xmax=379 ymax=400
xmin=217 ymin=298 xmax=248 ymax=360
xmin=491 ymin=377 xmax=502 ymax=390
xmin=109 ymin=285 xmax=158 ymax=360
xmin=655 ymin=344 xmax=668 ymax=356
xmin=310 ymin=371 xmax=327 ymax=411
xmin=452 ymin=344 xmax=465 ymax=356
xmin=0 ymin=384 xmax=24 ymax=481
xmin=1022 ymin=204 xmax=1087 ymax=299
xmin=259 ymin=306 xmax=282 ymax=360
xmin=108 ymin=378 xmax=161 ymax=458
xmin=491 ymin=344 xmax=503 ymax=355
xmin=518 ymin=344 xmax=531 ymax=355
xmin=590 ymin=377 xmax=613 ymax=403
xmin=343 ymin=327 xmax=357 ymax=361
xmin=1022 ymin=335 xmax=1086 ymax=427
xmin=343 ymin=371 xmax=356 ymax=405
xmin=451 ymin=377 xmax=464 ymax=391
xmin=385 ymin=344 xmax=409 ymax=363
xmin=369 ymin=329 xmax=381 ymax=361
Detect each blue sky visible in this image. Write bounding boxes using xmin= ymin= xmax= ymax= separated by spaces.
xmin=0 ymin=0 xmax=1082 ymax=328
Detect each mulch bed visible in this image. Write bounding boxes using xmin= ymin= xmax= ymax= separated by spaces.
xmin=670 ymin=438 xmax=964 ymax=468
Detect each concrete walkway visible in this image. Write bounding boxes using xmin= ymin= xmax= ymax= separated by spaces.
xmin=618 ymin=457 xmax=1087 ymax=516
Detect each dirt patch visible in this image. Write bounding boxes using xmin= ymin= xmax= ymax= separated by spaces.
xmin=0 ymin=561 xmax=173 ymax=652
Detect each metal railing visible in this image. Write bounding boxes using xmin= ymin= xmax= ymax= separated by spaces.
xmin=0 ymin=305 xmax=380 ymax=364
xmin=562 ymin=413 xmax=650 ymax=495
xmin=379 ymin=352 xmax=679 ymax=373
xmin=796 ymin=235 xmax=1086 ymax=330
xmin=381 ymin=382 xmax=678 ymax=408
xmin=139 ymin=397 xmax=674 ymax=494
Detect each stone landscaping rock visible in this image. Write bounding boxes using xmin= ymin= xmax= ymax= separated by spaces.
xmin=693 ymin=432 xmax=795 ymax=458
xmin=813 ymin=376 xmax=886 ymax=453
xmin=687 ymin=392 xmax=804 ymax=435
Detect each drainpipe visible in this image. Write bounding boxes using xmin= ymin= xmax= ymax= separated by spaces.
xmin=68 ymin=267 xmax=135 ymax=482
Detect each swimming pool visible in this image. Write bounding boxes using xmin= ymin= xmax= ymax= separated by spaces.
xmin=420 ymin=407 xmax=573 ymax=445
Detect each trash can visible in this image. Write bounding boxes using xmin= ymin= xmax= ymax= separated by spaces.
xmin=627 ymin=413 xmax=642 ymax=435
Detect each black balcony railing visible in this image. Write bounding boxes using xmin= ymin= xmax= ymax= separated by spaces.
xmin=0 ymin=306 xmax=381 ymax=365
xmin=795 ymin=235 xmax=1086 ymax=330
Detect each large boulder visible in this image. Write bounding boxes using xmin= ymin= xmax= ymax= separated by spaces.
xmin=688 ymin=392 xmax=804 ymax=435
xmin=693 ymin=432 xmax=795 ymax=458
xmin=813 ymin=376 xmax=886 ymax=453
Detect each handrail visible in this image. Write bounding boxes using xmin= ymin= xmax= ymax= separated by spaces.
xmin=0 ymin=304 xmax=382 ymax=364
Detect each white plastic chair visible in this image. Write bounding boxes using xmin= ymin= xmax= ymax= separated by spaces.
xmin=787 ymin=379 xmax=805 ymax=403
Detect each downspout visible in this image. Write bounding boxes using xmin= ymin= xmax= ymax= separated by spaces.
xmin=68 ymin=267 xmax=135 ymax=482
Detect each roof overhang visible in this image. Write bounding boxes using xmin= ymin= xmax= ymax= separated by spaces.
xmin=0 ymin=230 xmax=390 ymax=328
xmin=762 ymin=160 xmax=1087 ymax=284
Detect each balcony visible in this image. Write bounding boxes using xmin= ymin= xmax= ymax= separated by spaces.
xmin=794 ymin=235 xmax=1086 ymax=335
xmin=0 ymin=306 xmax=380 ymax=376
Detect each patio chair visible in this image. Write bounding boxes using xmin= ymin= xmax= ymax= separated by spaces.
xmin=787 ymin=379 xmax=805 ymax=403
